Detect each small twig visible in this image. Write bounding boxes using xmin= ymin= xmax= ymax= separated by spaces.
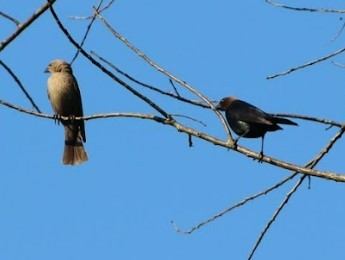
xmin=329 ymin=20 xmax=345 ymax=43
xmin=248 ymin=175 xmax=307 ymax=260
xmin=0 ymin=11 xmax=20 ymax=26
xmin=70 ymin=0 xmax=106 ymax=64
xmin=248 ymin=128 xmax=344 ymax=259
xmin=92 ymin=7 xmax=233 ymax=141
xmin=69 ymin=0 xmax=115 ymax=20
xmin=271 ymin=113 xmax=343 ymax=127
xmin=172 ymin=172 xmax=298 ymax=234
xmin=332 ymin=60 xmax=345 ymax=69
xmin=91 ymin=50 xmax=213 ymax=109
xmin=0 ymin=0 xmax=57 ymax=51
xmin=170 ymin=114 xmax=207 ymax=127
xmin=169 ymin=79 xmax=181 ymax=97
xmin=0 ymin=60 xmax=41 ymax=113
xmin=267 ymin=46 xmax=345 ymax=79
xmin=266 ymin=0 xmax=345 ymax=13
xmin=188 ymin=134 xmax=193 ymax=147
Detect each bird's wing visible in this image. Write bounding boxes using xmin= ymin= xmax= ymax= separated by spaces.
xmin=72 ymin=76 xmax=86 ymax=143
xmin=230 ymin=100 xmax=274 ymax=125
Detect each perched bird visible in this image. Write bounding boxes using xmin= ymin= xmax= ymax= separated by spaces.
xmin=217 ymin=96 xmax=297 ymax=158
xmin=45 ymin=59 xmax=88 ymax=165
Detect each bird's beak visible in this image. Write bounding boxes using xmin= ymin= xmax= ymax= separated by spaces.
xmin=216 ymin=103 xmax=222 ymax=110
xmin=44 ymin=67 xmax=49 ymax=73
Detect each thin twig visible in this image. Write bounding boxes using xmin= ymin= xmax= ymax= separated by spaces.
xmin=69 ymin=0 xmax=115 ymax=20
xmin=169 ymin=79 xmax=181 ymax=97
xmin=70 ymin=0 xmax=105 ymax=64
xmin=0 ymin=11 xmax=20 ymax=26
xmin=248 ymin=175 xmax=306 ymax=260
xmin=0 ymin=60 xmax=41 ymax=112
xmin=329 ymin=20 xmax=345 ymax=43
xmin=172 ymin=173 xmax=298 ymax=234
xmin=92 ymin=7 xmax=233 ymax=142
xmin=332 ymin=61 xmax=345 ymax=69
xmin=248 ymin=128 xmax=345 ymax=259
xmin=91 ymin=50 xmax=212 ymax=109
xmin=266 ymin=0 xmax=345 ymax=13
xmin=0 ymin=0 xmax=57 ymax=51
xmin=271 ymin=113 xmax=342 ymax=127
xmin=267 ymin=46 xmax=345 ymax=79
xmin=170 ymin=114 xmax=207 ymax=127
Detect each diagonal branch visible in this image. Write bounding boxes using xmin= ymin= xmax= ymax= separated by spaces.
xmin=266 ymin=0 xmax=345 ymax=13
xmin=92 ymin=7 xmax=233 ymax=142
xmin=2 ymin=98 xmax=345 ymax=182
xmin=267 ymin=46 xmax=345 ymax=79
xmin=91 ymin=50 xmax=214 ymax=109
xmin=0 ymin=60 xmax=41 ymax=112
xmin=0 ymin=0 xmax=57 ymax=52
xmin=172 ymin=172 xmax=298 ymax=234
xmin=248 ymin=127 xmax=345 ymax=258
xmin=248 ymin=175 xmax=307 ymax=260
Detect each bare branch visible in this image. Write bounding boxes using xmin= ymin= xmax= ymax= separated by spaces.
xmin=91 ymin=50 xmax=213 ymax=109
xmin=70 ymin=0 xmax=107 ymax=64
xmin=266 ymin=0 xmax=345 ymax=13
xmin=92 ymin=7 xmax=233 ymax=142
xmin=2 ymin=98 xmax=344 ymax=181
xmin=248 ymin=175 xmax=307 ymax=260
xmin=172 ymin=172 xmax=298 ymax=234
xmin=267 ymin=46 xmax=345 ymax=79
xmin=249 ymin=128 xmax=344 ymax=258
xmin=0 ymin=0 xmax=57 ymax=51
xmin=0 ymin=60 xmax=41 ymax=113
xmin=0 ymin=11 xmax=20 ymax=26
xmin=69 ymin=0 xmax=116 ymax=20
xmin=272 ymin=113 xmax=343 ymax=127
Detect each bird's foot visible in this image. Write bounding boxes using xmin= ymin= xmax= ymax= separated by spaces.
xmin=53 ymin=114 xmax=61 ymax=125
xmin=68 ymin=115 xmax=76 ymax=124
xmin=253 ymin=151 xmax=264 ymax=163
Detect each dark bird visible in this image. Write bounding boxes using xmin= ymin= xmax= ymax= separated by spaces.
xmin=217 ymin=96 xmax=297 ymax=159
xmin=45 ymin=59 xmax=88 ymax=165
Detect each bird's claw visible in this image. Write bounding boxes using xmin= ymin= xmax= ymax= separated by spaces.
xmin=53 ymin=114 xmax=61 ymax=125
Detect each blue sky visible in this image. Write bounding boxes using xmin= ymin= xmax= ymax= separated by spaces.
xmin=2 ymin=1 xmax=345 ymax=259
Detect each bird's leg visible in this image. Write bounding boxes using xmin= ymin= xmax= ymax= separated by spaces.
xmin=68 ymin=115 xmax=76 ymax=124
xmin=252 ymin=135 xmax=265 ymax=163
xmin=258 ymin=136 xmax=265 ymax=163
xmin=53 ymin=114 xmax=61 ymax=125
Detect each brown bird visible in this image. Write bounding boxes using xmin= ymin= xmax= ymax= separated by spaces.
xmin=217 ymin=96 xmax=297 ymax=158
xmin=45 ymin=59 xmax=88 ymax=165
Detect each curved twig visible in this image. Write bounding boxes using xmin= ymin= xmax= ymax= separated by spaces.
xmin=0 ymin=60 xmax=41 ymax=112
xmin=266 ymin=0 xmax=345 ymax=14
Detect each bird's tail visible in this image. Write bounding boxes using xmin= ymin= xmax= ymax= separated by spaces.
xmin=63 ymin=125 xmax=88 ymax=165
xmin=272 ymin=116 xmax=298 ymax=126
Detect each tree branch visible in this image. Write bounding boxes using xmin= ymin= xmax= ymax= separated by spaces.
xmin=0 ymin=0 xmax=57 ymax=51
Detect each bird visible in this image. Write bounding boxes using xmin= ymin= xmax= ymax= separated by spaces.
xmin=216 ymin=96 xmax=298 ymax=159
xmin=45 ymin=59 xmax=88 ymax=165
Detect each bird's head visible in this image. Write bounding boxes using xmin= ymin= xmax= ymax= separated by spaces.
xmin=216 ymin=96 xmax=237 ymax=111
xmin=44 ymin=59 xmax=72 ymax=74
